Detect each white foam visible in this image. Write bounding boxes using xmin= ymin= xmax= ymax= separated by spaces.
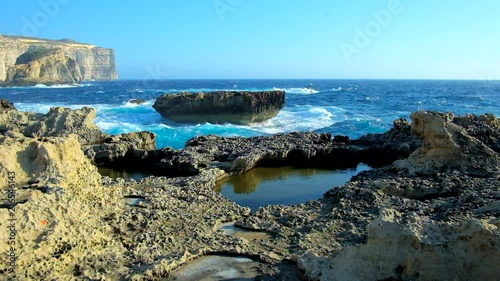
xmin=33 ymin=83 xmax=88 ymax=88
xmin=95 ymin=120 xmax=143 ymax=132
xmin=273 ymin=87 xmax=320 ymax=94
xmin=213 ymin=268 xmax=240 ymax=279
xmin=123 ymin=99 xmax=154 ymax=107
xmin=246 ymin=106 xmax=336 ymax=134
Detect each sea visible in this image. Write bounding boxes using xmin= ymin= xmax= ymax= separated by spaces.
xmin=1 ymin=79 xmax=498 ymax=149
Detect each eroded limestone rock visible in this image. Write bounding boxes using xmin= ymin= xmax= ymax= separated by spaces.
xmin=395 ymin=111 xmax=499 ymax=176
xmin=0 ymin=134 xmax=127 ymax=280
xmin=5 ymin=48 xmax=83 ymax=86
xmin=0 ymin=106 xmax=105 ymax=145
xmin=153 ymin=91 xmax=286 ymax=125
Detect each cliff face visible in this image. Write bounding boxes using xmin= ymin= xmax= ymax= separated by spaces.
xmin=0 ymin=35 xmax=117 ymax=85
xmin=6 ymin=49 xmax=82 ymax=85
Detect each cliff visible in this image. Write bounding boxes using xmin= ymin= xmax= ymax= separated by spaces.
xmin=0 ymin=35 xmax=117 ymax=85
xmin=153 ymin=91 xmax=286 ymax=125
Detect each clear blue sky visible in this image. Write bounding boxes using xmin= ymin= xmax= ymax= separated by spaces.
xmin=1 ymin=0 xmax=499 ymax=79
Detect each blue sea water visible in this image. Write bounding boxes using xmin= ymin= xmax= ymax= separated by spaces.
xmin=1 ymin=79 xmax=498 ymax=149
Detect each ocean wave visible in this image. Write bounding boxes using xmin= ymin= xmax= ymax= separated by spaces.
xmin=95 ymin=120 xmax=144 ymax=132
xmin=124 ymin=99 xmax=155 ymax=107
xmin=246 ymin=106 xmax=335 ymax=134
xmin=33 ymin=83 xmax=91 ymax=89
xmin=273 ymin=87 xmax=320 ymax=95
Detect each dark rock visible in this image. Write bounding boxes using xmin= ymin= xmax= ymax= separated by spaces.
xmin=333 ymin=135 xmax=349 ymax=144
xmin=453 ymin=113 xmax=500 ymax=153
xmin=153 ymin=91 xmax=285 ymax=125
xmin=353 ymin=117 xmax=422 ymax=166
xmin=83 ymin=131 xmax=157 ymax=165
xmin=128 ymin=99 xmax=147 ymax=105
xmin=0 ymin=99 xmax=15 ymax=111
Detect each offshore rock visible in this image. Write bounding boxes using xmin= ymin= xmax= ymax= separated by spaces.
xmin=153 ymin=90 xmax=286 ymax=125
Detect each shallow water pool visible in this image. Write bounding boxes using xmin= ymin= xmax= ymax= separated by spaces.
xmin=215 ymin=164 xmax=370 ymax=210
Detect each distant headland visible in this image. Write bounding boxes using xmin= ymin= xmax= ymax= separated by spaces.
xmin=0 ymin=35 xmax=117 ymax=87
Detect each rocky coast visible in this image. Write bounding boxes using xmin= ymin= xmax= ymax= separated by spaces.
xmin=0 ymin=100 xmax=498 ymax=280
xmin=0 ymin=35 xmax=117 ymax=86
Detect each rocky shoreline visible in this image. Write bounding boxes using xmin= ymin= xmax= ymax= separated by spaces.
xmin=0 ymin=101 xmax=498 ymax=280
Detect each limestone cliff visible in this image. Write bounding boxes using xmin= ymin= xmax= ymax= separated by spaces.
xmin=6 ymin=48 xmax=82 ymax=85
xmin=0 ymin=35 xmax=117 ymax=85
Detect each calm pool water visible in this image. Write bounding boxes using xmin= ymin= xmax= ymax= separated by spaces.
xmin=215 ymin=164 xmax=370 ymax=210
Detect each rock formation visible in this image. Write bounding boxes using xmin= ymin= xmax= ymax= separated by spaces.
xmin=1 ymin=106 xmax=499 ymax=280
xmin=0 ymin=103 xmax=156 ymax=164
xmin=0 ymin=35 xmax=117 ymax=86
xmin=0 ymin=98 xmax=15 ymax=111
xmin=5 ymin=48 xmax=82 ymax=86
xmin=0 ymin=106 xmax=105 ymax=145
xmin=83 ymin=131 xmax=157 ymax=165
xmin=395 ymin=111 xmax=499 ymax=176
xmin=153 ymin=90 xmax=286 ymax=125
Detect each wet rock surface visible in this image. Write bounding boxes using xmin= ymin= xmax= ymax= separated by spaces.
xmin=153 ymin=90 xmax=286 ymax=125
xmin=0 ymin=108 xmax=498 ymax=280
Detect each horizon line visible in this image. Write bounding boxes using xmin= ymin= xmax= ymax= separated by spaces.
xmin=116 ymin=78 xmax=499 ymax=81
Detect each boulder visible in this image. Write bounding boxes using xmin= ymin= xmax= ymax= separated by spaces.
xmin=153 ymin=91 xmax=286 ymax=125
xmin=0 ymin=99 xmax=15 ymax=111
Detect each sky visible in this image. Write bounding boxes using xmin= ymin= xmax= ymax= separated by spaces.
xmin=1 ymin=0 xmax=499 ymax=80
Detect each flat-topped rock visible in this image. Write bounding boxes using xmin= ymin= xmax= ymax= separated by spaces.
xmin=153 ymin=90 xmax=285 ymax=125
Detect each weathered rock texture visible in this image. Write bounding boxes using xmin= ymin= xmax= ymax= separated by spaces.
xmin=83 ymin=131 xmax=157 ymax=165
xmin=0 ymin=134 xmax=127 ymax=280
xmin=153 ymin=91 xmax=286 ymax=125
xmin=0 ymin=103 xmax=157 ymax=164
xmin=0 ymin=35 xmax=117 ymax=86
xmin=0 ymin=98 xmax=15 ymax=111
xmin=0 ymin=106 xmax=106 ymax=145
xmin=6 ymin=48 xmax=82 ymax=85
xmin=395 ymin=111 xmax=499 ymax=176
xmin=0 ymin=108 xmax=498 ymax=280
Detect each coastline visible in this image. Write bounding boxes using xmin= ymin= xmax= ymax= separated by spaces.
xmin=0 ymin=103 xmax=499 ymax=280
